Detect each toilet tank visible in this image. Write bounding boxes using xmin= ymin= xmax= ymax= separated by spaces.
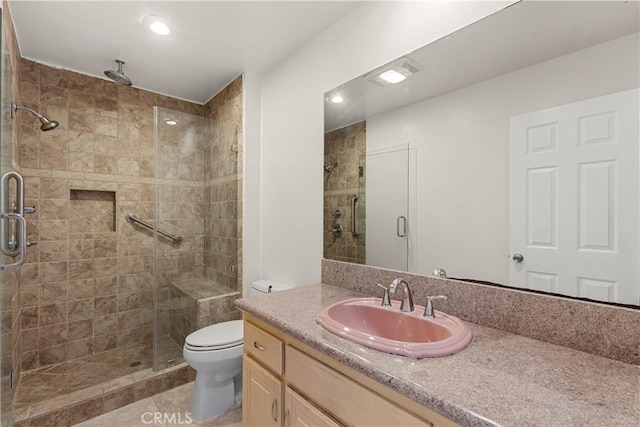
xmin=250 ymin=280 xmax=291 ymax=296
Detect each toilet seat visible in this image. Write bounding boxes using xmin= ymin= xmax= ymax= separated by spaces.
xmin=184 ymin=320 xmax=243 ymax=352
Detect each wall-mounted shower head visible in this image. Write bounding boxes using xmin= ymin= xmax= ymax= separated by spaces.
xmin=324 ymin=162 xmax=338 ymax=173
xmin=11 ymin=102 xmax=59 ymax=131
xmin=104 ymin=59 xmax=132 ymax=86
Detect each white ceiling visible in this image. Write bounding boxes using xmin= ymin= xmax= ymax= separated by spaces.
xmin=8 ymin=1 xmax=361 ymax=104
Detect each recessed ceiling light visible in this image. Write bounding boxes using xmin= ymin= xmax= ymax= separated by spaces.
xmin=330 ymin=94 xmax=344 ymax=104
xmin=164 ymin=119 xmax=178 ymax=126
xmin=141 ymin=15 xmax=175 ymax=37
xmin=150 ymin=21 xmax=170 ymax=36
xmin=378 ymin=70 xmax=407 ymax=84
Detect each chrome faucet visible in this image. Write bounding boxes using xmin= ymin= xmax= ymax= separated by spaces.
xmin=388 ymin=278 xmax=414 ymax=312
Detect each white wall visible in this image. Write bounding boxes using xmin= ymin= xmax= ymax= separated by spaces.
xmin=252 ymin=1 xmax=515 ymax=288
xmin=365 ymin=33 xmax=639 ymax=285
xmin=242 ymin=71 xmax=262 ymax=295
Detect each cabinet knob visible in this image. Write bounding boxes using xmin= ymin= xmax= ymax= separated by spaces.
xmin=254 ymin=341 xmax=266 ymax=351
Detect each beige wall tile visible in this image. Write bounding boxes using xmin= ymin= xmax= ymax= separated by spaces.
xmin=15 ymin=59 xmax=234 ymax=369
xmin=95 ymin=277 xmax=117 ymax=297
xmin=39 ymin=281 xmax=67 ymax=303
xmin=68 ymin=131 xmax=95 ymax=153
xmin=68 ymin=298 xmax=94 ymax=321
xmin=94 ymin=296 xmax=117 ymax=317
xmin=66 ymin=338 xmax=93 ymax=359
xmin=95 ymin=116 xmax=118 ymax=137
xmin=94 ymin=333 xmax=117 ymax=353
xmin=68 ymin=319 xmax=93 ymax=341
xmin=39 ymin=303 xmax=67 ymax=326
xmin=40 ymin=262 xmax=68 ymax=283
xmin=68 ymin=279 xmax=95 ymax=300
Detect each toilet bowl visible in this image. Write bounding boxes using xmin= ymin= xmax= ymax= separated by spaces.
xmin=183 ymin=320 xmax=244 ymax=421
xmin=183 ymin=280 xmax=291 ymax=421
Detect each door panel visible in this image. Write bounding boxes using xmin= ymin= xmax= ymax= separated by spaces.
xmin=510 ymin=89 xmax=639 ymax=304
xmin=243 ymin=355 xmax=282 ymax=427
xmin=366 ymin=147 xmax=409 ymax=271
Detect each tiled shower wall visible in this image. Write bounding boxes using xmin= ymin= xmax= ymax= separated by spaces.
xmin=16 ymin=58 xmax=205 ymax=371
xmin=203 ymin=77 xmax=243 ymax=292
xmin=323 ymin=121 xmax=366 ymax=264
xmin=1 ymin=2 xmax=23 ymax=423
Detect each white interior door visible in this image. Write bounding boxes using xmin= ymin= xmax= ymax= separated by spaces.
xmin=510 ymin=89 xmax=639 ymax=304
xmin=366 ymin=147 xmax=409 ymax=271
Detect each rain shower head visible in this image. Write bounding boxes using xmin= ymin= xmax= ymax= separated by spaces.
xmin=11 ymin=102 xmax=59 ymax=132
xmin=104 ymin=59 xmax=132 ymax=86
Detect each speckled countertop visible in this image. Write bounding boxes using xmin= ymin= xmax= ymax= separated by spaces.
xmin=236 ymin=284 xmax=640 ymax=427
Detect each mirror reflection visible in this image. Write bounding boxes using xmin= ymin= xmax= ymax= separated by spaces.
xmin=323 ymin=1 xmax=640 ymax=305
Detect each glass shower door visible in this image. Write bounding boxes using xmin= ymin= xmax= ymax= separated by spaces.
xmin=153 ymin=107 xmax=209 ymax=370
xmin=1 ymin=8 xmax=20 ymax=425
xmin=152 ymin=88 xmax=243 ymax=369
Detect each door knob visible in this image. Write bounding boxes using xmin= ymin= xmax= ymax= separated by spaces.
xmin=512 ymin=253 xmax=524 ymax=263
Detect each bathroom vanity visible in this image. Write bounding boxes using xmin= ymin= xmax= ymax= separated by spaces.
xmin=237 ymin=283 xmax=640 ymax=426
xmin=242 ymin=315 xmax=451 ymax=426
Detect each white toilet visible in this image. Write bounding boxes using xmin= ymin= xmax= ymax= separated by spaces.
xmin=183 ymin=280 xmax=291 ymax=421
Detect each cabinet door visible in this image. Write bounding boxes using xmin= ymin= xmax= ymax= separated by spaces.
xmin=285 ymin=386 xmax=340 ymax=427
xmin=243 ymin=355 xmax=283 ymax=427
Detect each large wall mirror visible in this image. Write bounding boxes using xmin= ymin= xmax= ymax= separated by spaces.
xmin=323 ymin=1 xmax=640 ymax=306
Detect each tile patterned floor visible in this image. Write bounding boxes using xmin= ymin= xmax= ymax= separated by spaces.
xmin=77 ymin=382 xmax=242 ymax=427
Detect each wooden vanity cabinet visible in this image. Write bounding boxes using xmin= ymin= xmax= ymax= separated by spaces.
xmin=242 ymin=315 xmax=458 ymax=427
xmin=243 ymin=355 xmax=283 ymax=427
xmin=285 ymin=386 xmax=340 ymax=427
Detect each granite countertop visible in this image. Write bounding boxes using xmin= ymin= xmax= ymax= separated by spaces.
xmin=236 ymin=284 xmax=640 ymax=427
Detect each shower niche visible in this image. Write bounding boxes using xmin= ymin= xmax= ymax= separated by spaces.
xmin=69 ymin=189 xmax=116 ymax=233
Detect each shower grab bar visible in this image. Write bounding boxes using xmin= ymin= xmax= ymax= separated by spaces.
xmin=351 ymin=194 xmax=359 ymax=237
xmin=125 ymin=213 xmax=183 ymax=244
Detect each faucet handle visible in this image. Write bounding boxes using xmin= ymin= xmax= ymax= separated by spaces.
xmin=377 ymin=283 xmax=392 ymax=307
xmin=423 ymin=295 xmax=447 ymax=318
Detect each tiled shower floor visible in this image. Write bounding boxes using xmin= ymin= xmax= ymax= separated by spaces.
xmin=14 ymin=337 xmax=186 ymax=425
xmin=16 ymin=343 xmax=153 ymax=406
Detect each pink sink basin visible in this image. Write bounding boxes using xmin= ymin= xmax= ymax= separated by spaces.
xmin=317 ymin=297 xmax=472 ymax=358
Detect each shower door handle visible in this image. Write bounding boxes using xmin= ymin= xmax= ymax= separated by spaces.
xmin=351 ymin=194 xmax=359 ymax=237
xmin=397 ymin=216 xmax=407 ymax=237
xmin=1 ymin=171 xmax=25 ymax=257
xmin=0 ymin=213 xmax=27 ymax=270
